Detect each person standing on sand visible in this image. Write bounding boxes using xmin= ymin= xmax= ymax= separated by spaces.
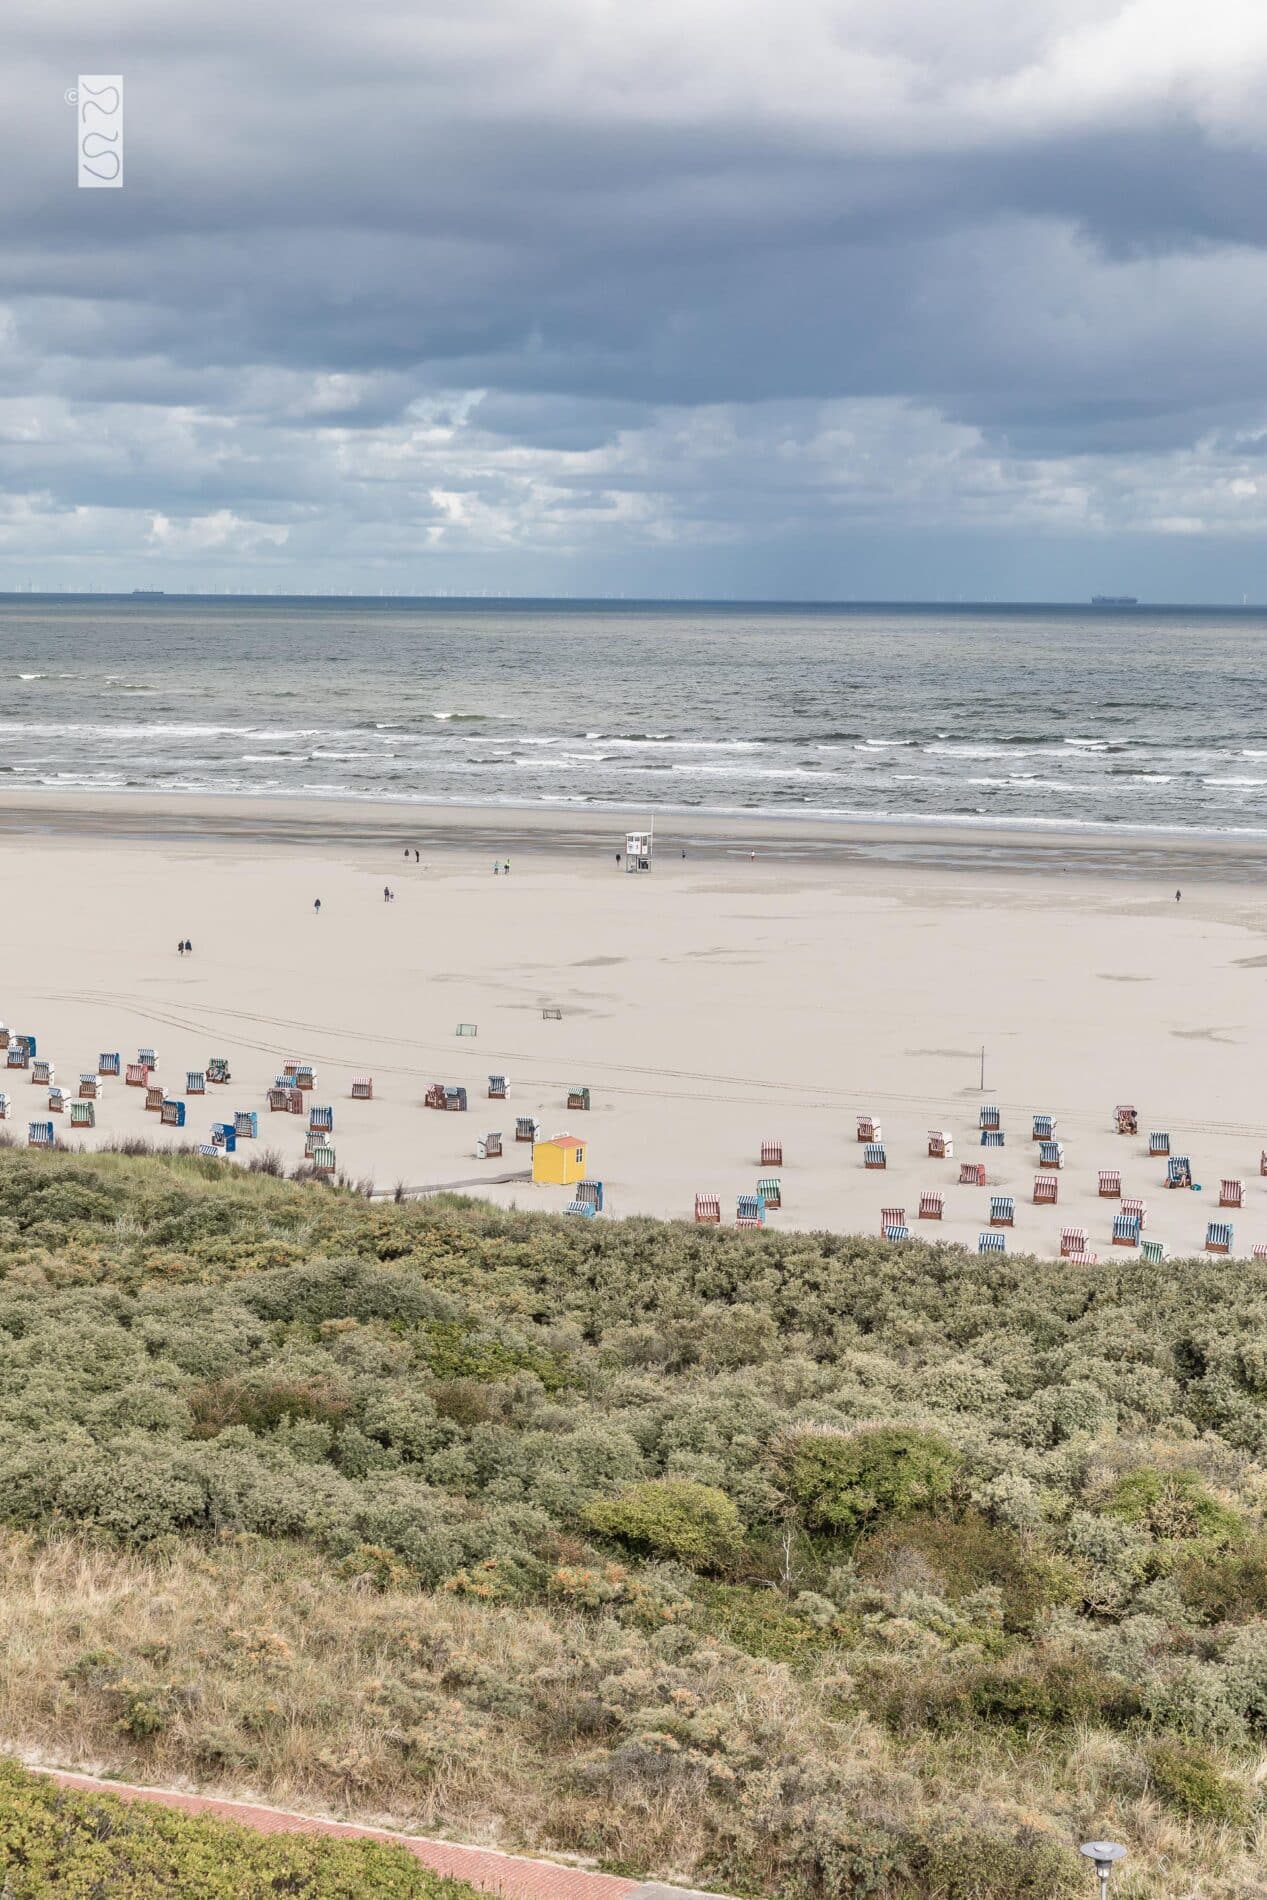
xmin=504 ymin=859 xmax=510 ymax=875
xmin=185 ymin=939 xmax=193 ymax=955
xmin=177 ymin=940 xmax=184 ymax=957
xmin=314 ymin=899 xmax=321 ymax=916
xmin=616 ymin=851 xmax=621 ymax=868
xmin=384 ymin=885 xmax=391 ymax=902
xmin=414 ymin=849 xmax=419 ymax=862
xmin=1176 ymin=889 xmax=1182 ymax=902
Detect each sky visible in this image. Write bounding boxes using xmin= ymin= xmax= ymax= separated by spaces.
xmin=5 ymin=0 xmax=1267 ymax=599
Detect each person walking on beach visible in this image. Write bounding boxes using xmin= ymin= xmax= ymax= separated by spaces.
xmin=504 ymin=859 xmax=510 ymax=876
xmin=414 ymin=849 xmax=419 ymax=862
xmin=384 ymin=885 xmax=391 ymax=902
xmin=1176 ymin=889 xmax=1182 ymax=903
xmin=177 ymin=940 xmax=184 ymax=957
xmin=616 ymin=850 xmax=622 ymax=868
xmin=184 ymin=939 xmax=193 ymax=955
xmin=314 ymin=899 xmax=322 ymax=916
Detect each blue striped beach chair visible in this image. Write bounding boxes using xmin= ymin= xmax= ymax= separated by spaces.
xmin=1140 ymin=1238 xmax=1166 ymax=1264
xmin=79 ymin=1073 xmax=100 ymax=1100
xmin=1038 ymin=1141 xmax=1063 ymax=1169
xmin=1167 ymin=1156 xmax=1192 ymax=1188
xmin=311 ymin=1143 xmax=336 ymax=1175
xmin=138 ymin=1047 xmax=157 ymax=1070
xmin=98 ymin=1052 xmax=120 ymax=1076
xmin=1112 ymin=1212 xmax=1141 ymax=1246
xmin=1032 ymin=1113 xmax=1055 ymax=1142
xmin=980 ymin=1130 xmax=1005 ymax=1148
xmin=295 ymin=1063 xmax=316 ymax=1091
xmin=1206 ymin=1221 xmax=1233 ymax=1255
xmin=488 ymin=1074 xmax=508 ymax=1099
xmin=186 ymin=1071 xmax=206 ymax=1095
xmin=757 ymin=1177 xmax=781 ymax=1209
xmin=736 ymin=1193 xmax=765 ymax=1227
xmin=863 ymin=1142 xmax=886 ymax=1170
xmin=197 ymin=1143 xmax=223 ymax=1159
xmin=31 ymin=1059 xmax=53 ymax=1086
xmin=69 ymin=1100 xmax=95 ymax=1128
xmin=979 ymin=1104 xmax=1001 ymax=1131
xmin=1149 ymin=1131 xmax=1170 ymax=1155
xmin=989 ymin=1195 xmax=1014 ymax=1227
xmin=978 ymin=1230 xmax=1006 ymax=1255
xmin=516 ymin=1115 xmax=541 ymax=1143
xmin=576 ymin=1179 xmax=604 ymax=1210
xmin=17 ymin=1035 xmax=35 ymax=1058
xmin=47 ymin=1087 xmax=65 ymax=1113
xmin=565 ymin=1198 xmax=597 ymax=1218
xmin=883 ymin=1223 xmax=911 ymax=1242
xmin=6 ymin=1045 xmax=28 ymax=1070
xmin=233 ymin=1110 xmax=258 ymax=1139
xmin=27 ymin=1121 xmax=53 ymax=1148
xmin=309 ymin=1105 xmax=334 ymax=1133
xmin=160 ymin=1099 xmax=186 ymax=1127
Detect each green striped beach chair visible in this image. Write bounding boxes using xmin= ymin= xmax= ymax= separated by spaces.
xmin=69 ymin=1100 xmax=95 ymax=1128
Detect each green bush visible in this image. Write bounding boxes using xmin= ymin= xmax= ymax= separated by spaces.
xmin=583 ymin=1478 xmax=744 ymax=1569
xmin=855 ymin=1510 xmax=1076 ymax=1633
xmin=782 ymin=1425 xmax=960 ymax=1534
xmin=0 ymin=1757 xmax=478 ymax=1898
xmin=1107 ymin=1467 xmax=1242 ymax=1545
xmin=1176 ymin=1537 xmax=1267 ymax=1622
xmin=1144 ymin=1740 xmax=1250 ymax=1824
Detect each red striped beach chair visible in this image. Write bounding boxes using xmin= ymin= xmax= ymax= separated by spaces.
xmin=761 ymin=1139 xmax=783 ymax=1166
xmin=351 ymin=1077 xmax=373 ymax=1099
xmin=1033 ymin=1174 xmax=1058 ymax=1204
xmin=1220 ymin=1178 xmax=1244 ymax=1209
xmin=880 ymin=1205 xmax=905 ymax=1235
xmin=78 ymin=1074 xmax=99 ymax=1100
xmin=1115 ymin=1104 xmax=1138 ymax=1135
xmin=424 ymin=1083 xmax=447 ymax=1110
xmin=856 ymin=1116 xmax=879 ymax=1144
xmin=145 ymin=1084 xmax=165 ymax=1112
xmin=1068 ymin=1250 xmax=1099 ymax=1266
xmin=1254 ymin=1243 xmax=1267 ymax=1261
xmin=125 ymin=1062 xmax=149 ymax=1087
xmin=918 ymin=1190 xmax=944 ymax=1220
xmin=1098 ymin=1169 xmax=1121 ymax=1198
xmin=959 ymin=1161 xmax=986 ymax=1187
xmin=1060 ymin=1226 xmax=1088 ymax=1258
xmin=927 ymin=1130 xmax=953 ymax=1159
xmin=694 ymin=1193 xmax=721 ymax=1225
xmin=1206 ymin=1220 xmax=1233 ymax=1256
xmin=1121 ymin=1196 xmax=1147 ymax=1228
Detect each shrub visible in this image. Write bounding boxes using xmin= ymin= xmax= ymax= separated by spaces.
xmin=1144 ymin=1740 xmax=1250 ymax=1824
xmin=1176 ymin=1537 xmax=1267 ymax=1622
xmin=856 ymin=1510 xmax=1076 ymax=1633
xmin=1106 ymin=1467 xmax=1242 ymax=1545
xmin=782 ymin=1424 xmax=959 ymax=1535
xmin=583 ymin=1479 xmax=744 ymax=1570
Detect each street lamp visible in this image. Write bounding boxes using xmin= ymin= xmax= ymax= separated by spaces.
xmin=1080 ymin=1841 xmax=1127 ymax=1899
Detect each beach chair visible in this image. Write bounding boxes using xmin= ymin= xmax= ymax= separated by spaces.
xmin=197 ymin=1143 xmax=223 ymax=1159
xmin=309 ymin=1104 xmax=334 ymax=1133
xmin=138 ymin=1047 xmax=157 ymax=1070
xmin=69 ymin=1101 xmax=94 ymax=1128
xmin=31 ymin=1060 xmax=52 ymax=1086
xmin=978 ymin=1231 xmax=1006 ymax=1255
xmin=1167 ymin=1155 xmax=1193 ymax=1189
xmin=1206 ymin=1220 xmax=1233 ymax=1256
xmin=0 ymin=1025 xmax=7 ymax=1051
xmin=1098 ymin=1169 xmax=1121 ymax=1198
xmin=736 ymin=1193 xmax=765 ymax=1228
xmin=1060 ymin=1226 xmax=1088 ymax=1258
xmin=424 ymin=1083 xmax=447 ymax=1110
xmin=1115 ymin=1104 xmax=1138 ymax=1135
xmin=567 ymin=1086 xmax=591 ymax=1111
xmin=761 ymin=1139 xmax=783 ymax=1166
xmin=267 ymin=1086 xmax=289 ymax=1111
xmin=295 ymin=1064 xmax=315 ymax=1091
xmin=1254 ymin=1244 xmax=1267 ymax=1261
xmin=456 ymin=1023 xmax=478 ymax=1037
xmin=1033 ymin=1174 xmax=1058 ymax=1204
xmin=145 ymin=1084 xmax=164 ymax=1112
xmin=488 ymin=1074 xmax=508 ymax=1100
xmin=5 ymin=1046 xmax=28 ymax=1071
xmin=282 ymin=1062 xmax=300 ymax=1080
xmin=989 ymin=1195 xmax=1015 ymax=1228
xmin=918 ymin=1190 xmax=944 ymax=1220
xmin=160 ymin=1099 xmax=186 ymax=1128
xmin=694 ymin=1193 xmax=721 ymax=1225
xmin=880 ymin=1205 xmax=906 ymax=1235
xmin=1220 ymin=1178 xmax=1244 ymax=1209
xmin=474 ymin=1132 xmax=503 ymax=1160
xmin=78 ymin=1074 xmax=99 ymax=1100
xmin=856 ymin=1115 xmax=879 ymax=1143
xmin=1150 ymin=1131 xmax=1170 ymax=1156
xmin=207 ymin=1057 xmax=230 ymax=1084
xmin=883 ymin=1224 xmax=912 ymax=1242
xmin=1121 ymin=1196 xmax=1147 ymax=1229
xmin=0 ymin=1093 xmax=8 ymax=1120
xmin=311 ymin=1144 xmax=336 ymax=1176
xmin=16 ymin=1036 xmax=35 ymax=1059
xmin=1068 ymin=1250 xmax=1100 ymax=1266
xmin=47 ymin=1087 xmax=65 ymax=1113
xmin=979 ymin=1104 xmax=1001 ymax=1132
xmin=1038 ymin=1140 xmax=1064 ymax=1169
xmin=1112 ymin=1212 xmax=1141 ymax=1246
xmin=565 ymin=1199 xmax=597 ymax=1218
xmin=541 ymin=1007 xmax=564 ymax=1022
xmin=515 ymin=1116 xmax=540 ymax=1143
xmin=927 ymin=1130 xmax=953 ymax=1159
xmin=98 ymin=1052 xmax=120 ymax=1076
xmin=757 ymin=1177 xmax=781 ymax=1209
xmin=863 ymin=1142 xmax=886 ymax=1170
xmin=27 ymin=1121 xmax=53 ymax=1149
xmin=351 ymin=1077 xmax=373 ymax=1100
xmin=1032 ymin=1113 xmax=1055 ymax=1142
xmin=125 ymin=1062 xmax=149 ymax=1087
xmin=980 ymin=1130 xmax=1005 ymax=1148
xmin=1140 ymin=1238 xmax=1167 ymax=1264
xmin=233 ymin=1110 xmax=258 ymax=1139
xmin=959 ymin=1161 xmax=986 ymax=1187
xmin=186 ymin=1071 xmax=206 ymax=1095
xmin=303 ymin=1127 xmax=325 ymax=1157
xmin=577 ymin=1180 xmax=604 ymax=1211
xmin=444 ymin=1086 xmax=468 ymax=1112
xmin=211 ymin=1124 xmax=237 ymax=1152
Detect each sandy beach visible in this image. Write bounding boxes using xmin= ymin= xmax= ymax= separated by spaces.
xmin=2 ymin=790 xmax=1265 ymax=1259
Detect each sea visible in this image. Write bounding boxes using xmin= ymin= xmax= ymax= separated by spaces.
xmin=2 ymin=596 xmax=1266 ymax=836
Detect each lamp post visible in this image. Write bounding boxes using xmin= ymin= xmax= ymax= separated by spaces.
xmin=1080 ymin=1841 xmax=1127 ymax=1900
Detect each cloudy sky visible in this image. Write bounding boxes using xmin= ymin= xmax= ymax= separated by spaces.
xmin=5 ymin=0 xmax=1267 ymax=598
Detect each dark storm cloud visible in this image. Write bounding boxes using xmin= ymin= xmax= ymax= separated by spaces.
xmin=4 ymin=0 xmax=1267 ymax=591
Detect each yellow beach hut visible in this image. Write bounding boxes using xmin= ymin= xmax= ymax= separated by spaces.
xmin=533 ymin=1132 xmax=587 ymax=1187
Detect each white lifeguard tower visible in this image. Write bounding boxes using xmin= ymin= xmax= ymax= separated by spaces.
xmin=625 ymin=824 xmax=653 ymax=871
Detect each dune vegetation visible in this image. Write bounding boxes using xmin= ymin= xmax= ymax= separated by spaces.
xmin=2 ymin=1148 xmax=1267 ymax=1896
